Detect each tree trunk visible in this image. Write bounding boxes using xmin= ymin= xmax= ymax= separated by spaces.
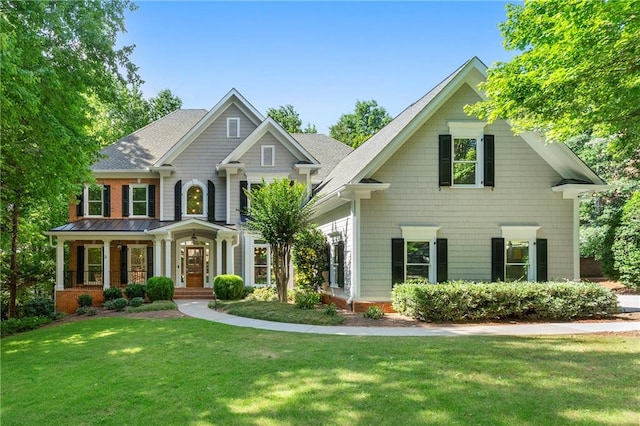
xmin=9 ymin=203 xmax=19 ymax=318
xmin=274 ymin=245 xmax=290 ymax=302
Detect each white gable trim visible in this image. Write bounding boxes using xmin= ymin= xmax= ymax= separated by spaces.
xmin=145 ymin=218 xmax=236 ymax=235
xmin=156 ymin=89 xmax=264 ymax=166
xmin=219 ymin=118 xmax=320 ymax=165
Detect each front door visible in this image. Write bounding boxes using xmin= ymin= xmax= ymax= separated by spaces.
xmin=186 ymin=247 xmax=204 ymax=287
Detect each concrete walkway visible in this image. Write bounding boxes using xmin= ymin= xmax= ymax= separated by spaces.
xmin=176 ymin=298 xmax=640 ymax=337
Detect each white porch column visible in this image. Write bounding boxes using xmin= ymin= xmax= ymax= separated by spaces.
xmin=56 ymin=238 xmax=65 ymax=290
xmin=154 ymin=239 xmax=162 ymax=276
xmin=216 ymin=238 xmax=223 ymax=276
xmin=351 ymin=198 xmax=361 ymax=300
xmin=164 ymin=238 xmax=172 ymax=278
xmin=573 ymin=196 xmax=581 ymax=281
xmin=103 ymin=240 xmax=111 ymax=289
xmin=225 ymin=237 xmax=234 ymax=274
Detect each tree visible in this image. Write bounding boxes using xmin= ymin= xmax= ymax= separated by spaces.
xmin=292 ymin=226 xmax=328 ymax=291
xmin=244 ymin=179 xmax=316 ymax=302
xmin=266 ymin=104 xmax=317 ymax=134
xmin=148 ymin=89 xmax=182 ymax=122
xmin=612 ymin=192 xmax=640 ymax=289
xmin=330 ymin=100 xmax=392 ymax=148
xmin=1 ymin=1 xmax=139 ymax=317
xmin=466 ymin=0 xmax=640 ymax=158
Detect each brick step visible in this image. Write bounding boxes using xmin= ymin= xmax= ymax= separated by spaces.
xmin=173 ymin=288 xmax=214 ymax=299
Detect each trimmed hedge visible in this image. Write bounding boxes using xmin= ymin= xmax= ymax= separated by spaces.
xmin=103 ymin=287 xmax=123 ymax=301
xmin=125 ymin=283 xmax=146 ymax=299
xmin=392 ymin=280 xmax=619 ymax=322
xmin=146 ymin=277 xmax=174 ymax=302
xmin=1 ymin=316 xmax=53 ymax=336
xmin=213 ymin=275 xmax=244 ymax=300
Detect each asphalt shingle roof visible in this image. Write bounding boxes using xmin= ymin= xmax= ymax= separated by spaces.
xmin=92 ymin=109 xmax=208 ymax=170
xmin=291 ymin=133 xmax=354 ymax=183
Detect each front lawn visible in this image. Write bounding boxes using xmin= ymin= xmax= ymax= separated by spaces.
xmin=2 ymin=318 xmax=638 ymax=425
xmin=211 ymin=299 xmax=346 ymax=325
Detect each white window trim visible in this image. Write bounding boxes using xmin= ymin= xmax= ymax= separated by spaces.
xmin=85 ymin=245 xmax=103 ymax=285
xmin=261 ymin=145 xmax=275 ymax=167
xmin=182 ymin=179 xmax=207 ymax=218
xmin=329 ymin=233 xmax=345 ymax=288
xmin=84 ymin=185 xmax=104 ymax=217
xmin=448 ymin=121 xmax=487 ymax=188
xmin=401 ymin=226 xmax=440 ymax=283
xmin=127 ymin=245 xmax=147 ymax=284
xmin=253 ymin=241 xmax=271 ymax=286
xmin=227 ymin=117 xmax=240 ymax=138
xmin=129 ymin=184 xmax=149 ymax=218
xmin=501 ymin=226 xmax=540 ymax=281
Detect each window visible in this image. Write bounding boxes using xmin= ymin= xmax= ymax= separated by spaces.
xmin=123 ymin=184 xmax=154 ymax=218
xmin=261 ymin=145 xmax=275 ymax=167
xmin=187 ymin=185 xmax=203 ymax=215
xmin=505 ymin=240 xmax=529 ymax=281
xmin=439 ymin=122 xmax=493 ymax=188
xmin=86 ymin=246 xmax=102 ymax=285
xmin=253 ymin=241 xmax=271 ymax=285
xmin=406 ymin=241 xmax=430 ymax=280
xmin=227 ymin=117 xmax=240 ymax=138
xmin=331 ymin=241 xmax=345 ymax=288
xmin=453 ymin=138 xmax=478 ymax=185
xmin=128 ymin=246 xmax=147 ymax=284
xmin=492 ymin=226 xmax=547 ymax=282
xmin=86 ymin=185 xmax=103 ymax=216
xmin=131 ymin=186 xmax=148 ymax=216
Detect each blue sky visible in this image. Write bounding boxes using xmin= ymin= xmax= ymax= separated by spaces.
xmin=119 ymin=1 xmax=516 ymax=133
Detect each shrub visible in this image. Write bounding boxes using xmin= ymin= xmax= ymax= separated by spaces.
xmin=125 ymin=283 xmax=146 ymax=299
xmin=363 ymin=305 xmax=384 ymax=319
xmin=294 ymin=289 xmax=321 ymax=309
xmin=128 ymin=300 xmax=177 ymax=313
xmin=613 ymin=192 xmax=640 ymax=289
xmin=1 ymin=316 xmax=52 ymax=336
xmin=86 ymin=307 xmax=98 ymax=316
xmin=392 ymin=281 xmax=619 ymax=322
xmin=77 ymin=294 xmax=93 ymax=308
xmin=213 ymin=275 xmax=244 ymax=300
xmin=246 ymin=286 xmax=278 ymax=301
xmin=103 ymin=287 xmax=123 ymax=301
xmin=104 ymin=298 xmax=129 ymax=311
xmin=146 ymin=277 xmax=174 ymax=302
xmin=23 ymin=296 xmax=55 ymax=318
xmin=324 ymin=303 xmax=338 ymax=316
xmin=129 ymin=297 xmax=144 ymax=307
xmin=292 ymin=226 xmax=329 ymax=291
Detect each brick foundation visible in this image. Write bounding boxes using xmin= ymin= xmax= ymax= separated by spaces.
xmin=56 ymin=289 xmax=105 ymax=314
xmin=322 ymin=293 xmax=395 ymax=313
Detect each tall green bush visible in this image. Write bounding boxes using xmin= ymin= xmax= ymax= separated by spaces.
xmin=613 ymin=192 xmax=640 ymax=289
xmin=213 ymin=275 xmax=244 ymax=300
xmin=103 ymin=287 xmax=122 ymax=301
xmin=292 ymin=226 xmax=328 ymax=291
xmin=146 ymin=277 xmax=174 ymax=302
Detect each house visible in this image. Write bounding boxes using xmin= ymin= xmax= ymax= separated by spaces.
xmin=47 ymin=89 xmax=352 ymax=313
xmin=49 ymin=57 xmax=608 ymax=314
xmin=311 ymin=57 xmax=608 ymax=311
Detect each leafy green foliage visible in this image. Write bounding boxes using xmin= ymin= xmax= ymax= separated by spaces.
xmin=76 ymin=294 xmax=94 ymax=308
xmin=124 ymin=284 xmax=146 ymax=299
xmin=245 ymin=179 xmax=316 ymax=302
xmin=103 ymin=287 xmax=123 ymax=301
xmin=127 ymin=300 xmax=177 ymax=313
xmin=129 ymin=297 xmax=144 ymax=308
xmin=23 ymin=296 xmax=55 ymax=319
xmin=146 ymin=277 xmax=174 ymax=302
xmin=323 ymin=303 xmax=338 ymax=316
xmin=613 ymin=192 xmax=640 ymax=289
xmin=210 ymin=300 xmax=345 ymax=326
xmin=293 ymin=289 xmax=321 ymax=309
xmin=466 ymin=0 xmax=640 ymax=158
xmin=292 ymin=226 xmax=328 ymax=291
xmin=246 ymin=286 xmax=278 ymax=302
xmin=392 ymin=281 xmax=619 ymax=322
xmin=0 ymin=316 xmax=53 ymax=336
xmin=213 ymin=275 xmax=244 ymax=300
xmin=104 ymin=298 xmax=128 ymax=311
xmin=363 ymin=305 xmax=384 ymax=320
xmin=266 ymin=105 xmax=317 ymax=134
xmin=329 ymin=100 xmax=392 ymax=148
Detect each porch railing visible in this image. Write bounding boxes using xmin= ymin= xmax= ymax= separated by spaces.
xmin=63 ymin=271 xmax=148 ymax=289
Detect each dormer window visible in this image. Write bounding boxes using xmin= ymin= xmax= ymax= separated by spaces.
xmin=439 ymin=122 xmax=494 ymax=188
xmin=261 ymin=145 xmax=275 ymax=167
xmin=227 ymin=117 xmax=240 ymax=138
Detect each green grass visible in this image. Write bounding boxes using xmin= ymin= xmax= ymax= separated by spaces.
xmin=126 ymin=300 xmax=177 ymax=313
xmin=210 ymin=299 xmax=346 ymax=325
xmin=2 ymin=318 xmax=638 ymax=425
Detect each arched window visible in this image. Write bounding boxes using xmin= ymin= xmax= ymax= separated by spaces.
xmin=186 ymin=184 xmax=204 ymax=215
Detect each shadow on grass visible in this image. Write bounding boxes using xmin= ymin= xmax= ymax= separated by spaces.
xmin=2 ymin=317 xmax=638 ymax=425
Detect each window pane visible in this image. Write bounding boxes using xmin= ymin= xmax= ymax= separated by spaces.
xmin=88 ymin=187 xmax=102 ymax=201
xmin=88 ymin=187 xmax=103 ymax=215
xmin=407 ymin=241 xmax=430 ymax=265
xmin=506 ymin=240 xmax=529 ymax=263
xmin=407 ymin=265 xmax=429 ymax=280
xmin=506 ymin=265 xmax=527 ymax=281
xmin=133 ymin=187 xmax=146 ymax=201
xmin=187 ymin=186 xmax=203 ymax=215
xmin=87 ymin=248 xmax=102 ymax=265
xmin=453 ymin=163 xmax=476 ymax=185
xmin=453 ymin=138 xmax=476 ymax=161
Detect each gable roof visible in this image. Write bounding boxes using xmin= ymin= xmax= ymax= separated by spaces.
xmin=92 ymin=109 xmax=207 ymax=171
xmin=316 ymin=57 xmax=605 ymax=200
xmin=292 ymin=133 xmax=354 ymax=183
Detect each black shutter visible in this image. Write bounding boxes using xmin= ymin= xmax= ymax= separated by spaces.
xmin=436 ymin=238 xmax=448 ymax=283
xmin=439 ymin=135 xmax=452 ymax=186
xmin=391 ymin=238 xmax=405 ymax=287
xmin=122 ymin=185 xmax=129 ymax=217
xmin=491 ymin=238 xmax=505 ymax=282
xmin=120 ymin=245 xmax=128 ymax=285
xmin=174 ymin=180 xmax=182 ymax=221
xmin=240 ymin=181 xmax=248 ymax=222
xmin=536 ymin=238 xmax=548 ymax=282
xmin=208 ymin=180 xmax=215 ymax=222
xmin=77 ymin=246 xmax=85 ymax=284
xmin=103 ymin=185 xmax=111 ymax=217
xmin=77 ymin=193 xmax=84 ymax=217
xmin=147 ymin=246 xmax=154 ymax=280
xmin=484 ymin=135 xmax=495 ymax=187
xmin=337 ymin=241 xmax=345 ymax=288
xmin=148 ymin=185 xmax=156 ymax=217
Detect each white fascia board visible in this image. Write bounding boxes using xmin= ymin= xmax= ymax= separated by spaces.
xmin=145 ymin=218 xmax=236 ymax=234
xmin=551 ymin=183 xmax=613 ymax=199
xmin=148 ymin=166 xmax=176 ymax=177
xmin=45 ymin=231 xmax=149 ymax=240
xmin=215 ymin=162 xmax=244 ymax=176
xmin=338 ymin=183 xmax=391 ymax=200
